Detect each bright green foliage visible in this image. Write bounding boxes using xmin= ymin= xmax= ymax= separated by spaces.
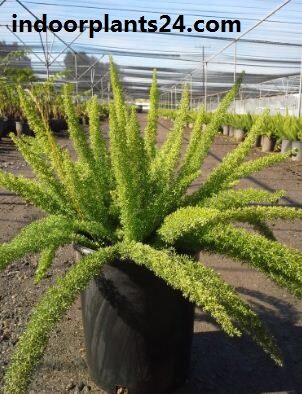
xmin=197 ymin=224 xmax=302 ymax=298
xmin=62 ymin=84 xmax=92 ymax=163
xmin=202 ymin=188 xmax=285 ymax=210
xmin=0 ymin=170 xmax=66 ymax=214
xmin=151 ymin=85 xmax=190 ymax=184
xmin=177 ymin=76 xmax=243 ymax=191
xmin=0 ymin=216 xmax=74 ymax=271
xmin=118 ymin=241 xmax=282 ymax=365
xmin=186 ymin=112 xmax=267 ymax=205
xmin=145 ymin=70 xmax=159 ymax=159
xmin=34 ymin=246 xmax=57 ymax=284
xmin=4 ymin=246 xmax=116 ymax=394
xmin=0 ymin=63 xmax=302 ymax=393
xmin=159 ymin=206 xmax=302 ymax=245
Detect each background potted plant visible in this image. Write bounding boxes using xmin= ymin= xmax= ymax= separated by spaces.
xmin=260 ymin=112 xmax=278 ymax=152
xmin=292 ymin=128 xmax=302 ymax=161
xmin=1 ymin=63 xmax=302 ymax=394
xmin=279 ymin=114 xmax=296 ymax=153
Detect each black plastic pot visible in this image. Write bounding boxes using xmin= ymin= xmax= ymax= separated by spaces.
xmin=15 ymin=121 xmax=34 ymax=137
xmin=0 ymin=119 xmax=4 ymax=140
xmin=255 ymin=135 xmax=262 ymax=148
xmin=49 ymin=118 xmax=67 ymax=133
xmin=262 ymin=135 xmax=276 ymax=153
xmin=222 ymin=125 xmax=229 ymax=136
xmin=234 ymin=128 xmax=245 ymax=143
xmin=292 ymin=141 xmax=302 ymax=161
xmin=77 ymin=247 xmax=194 ymax=394
xmin=0 ymin=118 xmax=16 ymax=138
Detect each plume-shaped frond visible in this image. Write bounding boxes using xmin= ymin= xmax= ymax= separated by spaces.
xmin=4 ymin=246 xmax=116 ymax=394
xmin=159 ymin=206 xmax=302 ymax=245
xmin=178 ymin=75 xmax=243 ymax=185
xmin=34 ymin=245 xmax=56 ymax=284
xmin=10 ymin=134 xmax=70 ymax=211
xmin=198 ymin=224 xmax=302 ymax=298
xmin=0 ymin=170 xmax=68 ymax=215
xmin=187 ymin=112 xmax=267 ymax=205
xmin=109 ymin=103 xmax=144 ymax=240
xmin=109 ymin=58 xmax=127 ymax=134
xmin=144 ymin=70 xmax=158 ymax=159
xmin=18 ymin=88 xmax=66 ymax=181
xmin=151 ymin=85 xmax=189 ymax=183
xmin=0 ymin=216 xmax=75 ymax=272
xmin=225 ymin=152 xmax=291 ymax=188
xmin=63 ymin=85 xmax=92 ymax=164
xmin=118 ymin=241 xmax=282 ymax=365
xmin=202 ymin=188 xmax=285 ymax=210
xmin=87 ymin=96 xmax=112 ymax=206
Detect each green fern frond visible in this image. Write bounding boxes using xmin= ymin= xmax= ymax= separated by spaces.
xmin=63 ymin=85 xmax=92 ymax=164
xmin=226 ymin=152 xmax=291 ymax=187
xmin=159 ymin=205 xmax=302 ymax=245
xmin=118 ymin=241 xmax=282 ymax=365
xmin=18 ymin=88 xmax=67 ymax=182
xmin=0 ymin=170 xmax=67 ymax=215
xmin=151 ymin=85 xmax=190 ymax=183
xmin=202 ymin=188 xmax=285 ymax=210
xmin=34 ymin=246 xmax=56 ymax=284
xmin=187 ymin=111 xmax=267 ymax=205
xmin=0 ymin=216 xmax=75 ymax=272
xmin=87 ymin=96 xmax=112 ymax=206
xmin=144 ymin=69 xmax=159 ymax=159
xmin=109 ymin=58 xmax=127 ymax=134
xmin=4 ymin=246 xmax=117 ymax=394
xmin=178 ymin=75 xmax=242 ymax=184
xmin=198 ymin=224 xmax=302 ymax=297
xmin=10 ymin=134 xmax=70 ymax=212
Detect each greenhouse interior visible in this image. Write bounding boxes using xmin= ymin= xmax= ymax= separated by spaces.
xmin=0 ymin=1 xmax=302 ymax=393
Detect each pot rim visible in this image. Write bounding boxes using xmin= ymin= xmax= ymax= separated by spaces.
xmin=73 ymin=243 xmax=94 ymax=256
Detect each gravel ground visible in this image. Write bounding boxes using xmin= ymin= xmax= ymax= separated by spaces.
xmin=0 ymin=115 xmax=302 ymax=393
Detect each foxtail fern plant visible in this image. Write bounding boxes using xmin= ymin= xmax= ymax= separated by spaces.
xmin=1 ymin=60 xmax=302 ymax=394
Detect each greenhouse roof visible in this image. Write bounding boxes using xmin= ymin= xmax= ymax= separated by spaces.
xmin=0 ymin=0 xmax=301 ymax=100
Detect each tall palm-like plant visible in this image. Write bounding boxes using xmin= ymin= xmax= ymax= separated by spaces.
xmin=1 ymin=61 xmax=302 ymax=394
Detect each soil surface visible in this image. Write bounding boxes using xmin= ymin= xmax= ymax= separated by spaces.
xmin=0 ymin=114 xmax=302 ymax=394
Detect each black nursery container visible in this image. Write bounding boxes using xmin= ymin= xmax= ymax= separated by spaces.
xmin=77 ymin=246 xmax=195 ymax=394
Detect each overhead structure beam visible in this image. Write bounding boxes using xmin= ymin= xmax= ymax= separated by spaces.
xmin=206 ymin=0 xmax=292 ymax=64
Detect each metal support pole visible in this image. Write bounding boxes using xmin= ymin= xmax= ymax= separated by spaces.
xmin=202 ymin=46 xmax=205 ymax=104
xmin=190 ymin=74 xmax=193 ymax=110
xmin=286 ymin=77 xmax=289 ymax=113
xmin=233 ymin=42 xmax=237 ymax=113
xmin=91 ymin=67 xmax=95 ymax=97
xmin=298 ymin=56 xmax=302 ymax=117
xmin=45 ymin=29 xmax=50 ymax=80
xmin=204 ymin=62 xmax=208 ymax=111
xmin=174 ymin=85 xmax=177 ymax=109
xmin=74 ymin=54 xmax=79 ymax=103
xmin=100 ymin=78 xmax=104 ymax=102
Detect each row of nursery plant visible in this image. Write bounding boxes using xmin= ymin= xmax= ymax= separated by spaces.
xmin=0 ymin=59 xmax=109 ymax=138
xmin=159 ymin=108 xmax=302 ymax=141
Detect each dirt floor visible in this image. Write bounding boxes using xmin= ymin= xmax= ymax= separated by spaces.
xmin=0 ymin=114 xmax=302 ymax=394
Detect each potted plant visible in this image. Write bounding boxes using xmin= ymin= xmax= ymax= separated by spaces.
xmin=260 ymin=112 xmax=278 ymax=153
xmin=279 ymin=114 xmax=295 ymax=153
xmin=1 ymin=63 xmax=302 ymax=394
xmin=232 ymin=114 xmax=246 ymax=142
xmin=278 ymin=115 xmax=302 ymax=161
xmin=292 ymin=127 xmax=302 ymax=161
xmin=222 ymin=113 xmax=230 ymax=136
